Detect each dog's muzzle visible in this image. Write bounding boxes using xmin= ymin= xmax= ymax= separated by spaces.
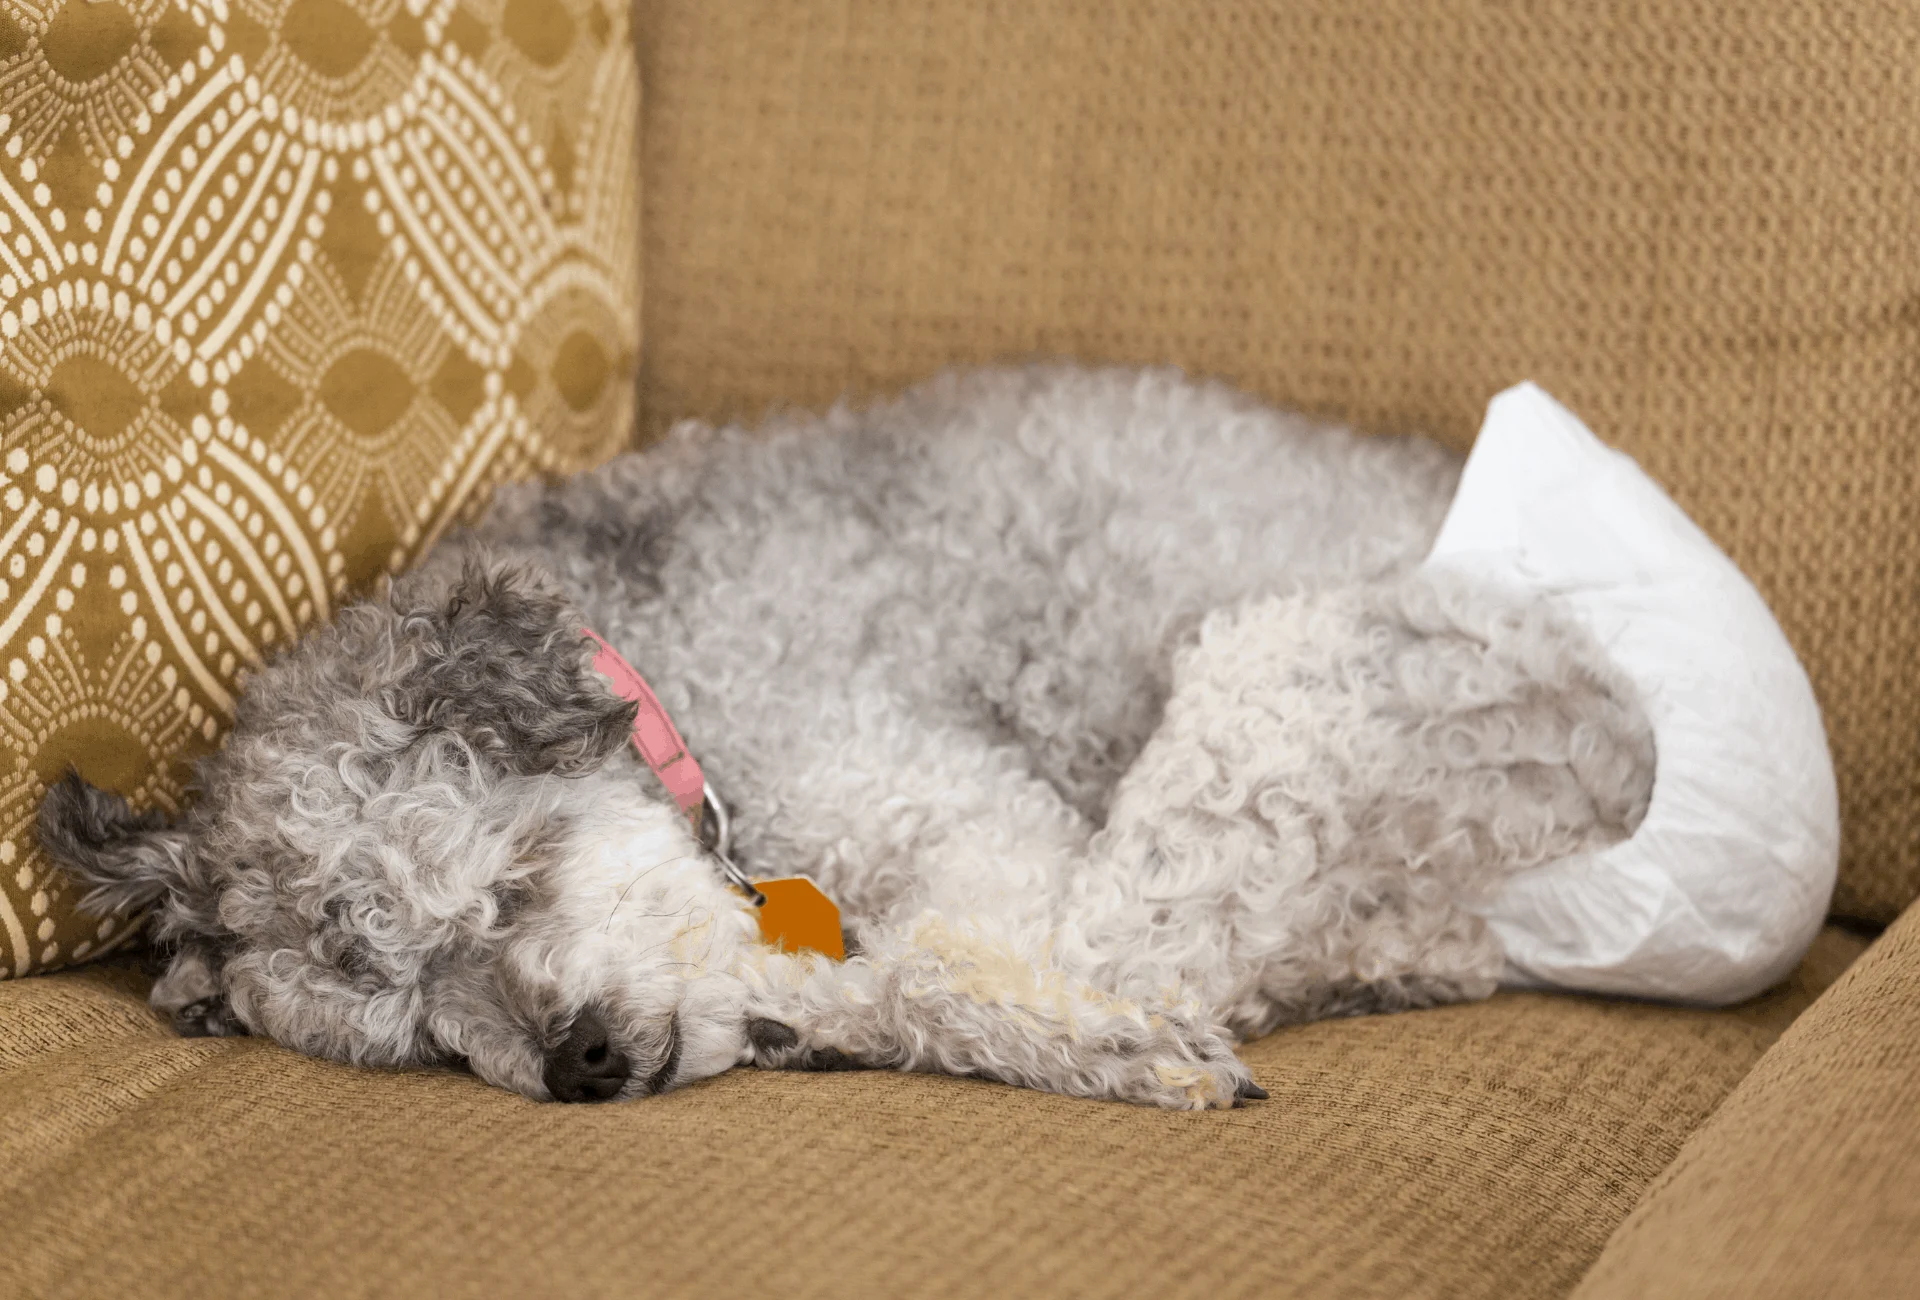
xmin=543 ymin=1005 xmax=632 ymax=1103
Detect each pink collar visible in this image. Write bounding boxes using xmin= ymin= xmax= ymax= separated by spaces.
xmin=582 ymin=628 xmax=764 ymax=905
xmin=582 ymin=627 xmax=706 ymax=821
xmin=584 ymin=627 xmax=849 ymax=960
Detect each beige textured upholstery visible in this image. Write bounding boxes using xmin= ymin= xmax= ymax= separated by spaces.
xmin=0 ymin=930 xmax=1865 ymax=1298
xmin=1576 ymin=910 xmax=1920 ymax=1299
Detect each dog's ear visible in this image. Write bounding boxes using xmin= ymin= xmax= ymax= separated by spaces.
xmin=388 ymin=556 xmax=638 ymax=776
xmin=37 ymin=771 xmax=210 ymax=924
xmin=39 ymin=774 xmax=246 ymax=1036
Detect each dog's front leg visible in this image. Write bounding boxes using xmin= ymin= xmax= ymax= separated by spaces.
xmin=731 ymin=916 xmax=1261 ymax=1109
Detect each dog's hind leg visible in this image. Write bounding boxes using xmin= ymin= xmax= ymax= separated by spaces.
xmin=730 ymin=560 xmax=1657 ymax=1109
xmin=1078 ymin=572 xmax=1657 ymax=1039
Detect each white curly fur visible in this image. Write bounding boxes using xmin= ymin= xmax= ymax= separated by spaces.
xmin=39 ymin=364 xmax=1653 ymax=1109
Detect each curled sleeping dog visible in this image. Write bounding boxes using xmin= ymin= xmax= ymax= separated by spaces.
xmin=38 ymin=365 xmax=1654 ymax=1109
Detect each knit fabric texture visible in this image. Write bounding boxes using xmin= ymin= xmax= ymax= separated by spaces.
xmin=0 ymin=926 xmax=1867 ymax=1299
xmin=638 ymin=0 xmax=1920 ymax=921
xmin=0 ymin=0 xmax=641 ymax=977
xmin=1574 ymin=911 xmax=1920 ymax=1298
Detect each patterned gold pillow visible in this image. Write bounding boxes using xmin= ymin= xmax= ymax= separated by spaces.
xmin=0 ymin=0 xmax=640 ymax=976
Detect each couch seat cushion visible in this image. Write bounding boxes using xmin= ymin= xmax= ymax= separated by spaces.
xmin=1 ymin=927 xmax=1865 ymax=1299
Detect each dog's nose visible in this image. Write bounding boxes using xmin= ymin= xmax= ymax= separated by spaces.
xmin=543 ymin=1005 xmax=632 ymax=1103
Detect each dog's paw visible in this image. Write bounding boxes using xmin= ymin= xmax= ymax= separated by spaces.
xmin=172 ymin=995 xmax=247 ymax=1038
xmin=746 ymin=1016 xmax=798 ymax=1054
xmin=1111 ymin=1020 xmax=1261 ymax=1111
xmin=745 ymin=1015 xmax=804 ymax=1069
xmin=745 ymin=1016 xmax=871 ymax=1073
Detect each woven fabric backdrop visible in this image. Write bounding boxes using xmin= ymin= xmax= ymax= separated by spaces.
xmin=639 ymin=0 xmax=1920 ymax=922
xmin=0 ymin=0 xmax=640 ymax=977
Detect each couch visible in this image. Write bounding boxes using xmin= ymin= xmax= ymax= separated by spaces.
xmin=4 ymin=2 xmax=1917 ymax=1296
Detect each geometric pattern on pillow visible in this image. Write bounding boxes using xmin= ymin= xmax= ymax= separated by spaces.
xmin=0 ymin=0 xmax=639 ymax=976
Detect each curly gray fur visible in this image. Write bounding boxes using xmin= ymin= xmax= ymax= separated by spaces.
xmin=39 ymin=364 xmax=1653 ymax=1108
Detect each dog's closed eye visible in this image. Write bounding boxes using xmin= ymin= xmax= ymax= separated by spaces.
xmin=320 ymin=898 xmax=385 ymax=984
xmin=491 ymin=822 xmax=563 ymax=932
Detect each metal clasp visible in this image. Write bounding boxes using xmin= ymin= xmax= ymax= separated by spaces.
xmin=699 ymin=781 xmax=765 ymax=907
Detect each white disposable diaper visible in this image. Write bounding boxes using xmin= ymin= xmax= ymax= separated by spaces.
xmin=1425 ymin=382 xmax=1839 ymax=1006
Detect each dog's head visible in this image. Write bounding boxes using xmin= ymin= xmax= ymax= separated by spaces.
xmin=37 ymin=550 xmax=762 ymax=1101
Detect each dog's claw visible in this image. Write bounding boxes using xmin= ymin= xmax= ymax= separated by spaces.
xmin=1236 ymin=1079 xmax=1269 ymax=1102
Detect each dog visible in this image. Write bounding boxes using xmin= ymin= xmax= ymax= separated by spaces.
xmin=38 ymin=364 xmax=1654 ymax=1109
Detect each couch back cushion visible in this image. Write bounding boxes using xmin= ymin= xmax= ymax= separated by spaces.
xmin=0 ymin=0 xmax=641 ymax=977
xmin=639 ymin=0 xmax=1920 ymax=922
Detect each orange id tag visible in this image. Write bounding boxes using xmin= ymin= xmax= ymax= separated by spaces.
xmin=754 ymin=877 xmax=845 ymax=960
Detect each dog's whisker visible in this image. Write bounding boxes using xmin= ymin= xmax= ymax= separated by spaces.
xmin=601 ymin=857 xmax=697 ymax=932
